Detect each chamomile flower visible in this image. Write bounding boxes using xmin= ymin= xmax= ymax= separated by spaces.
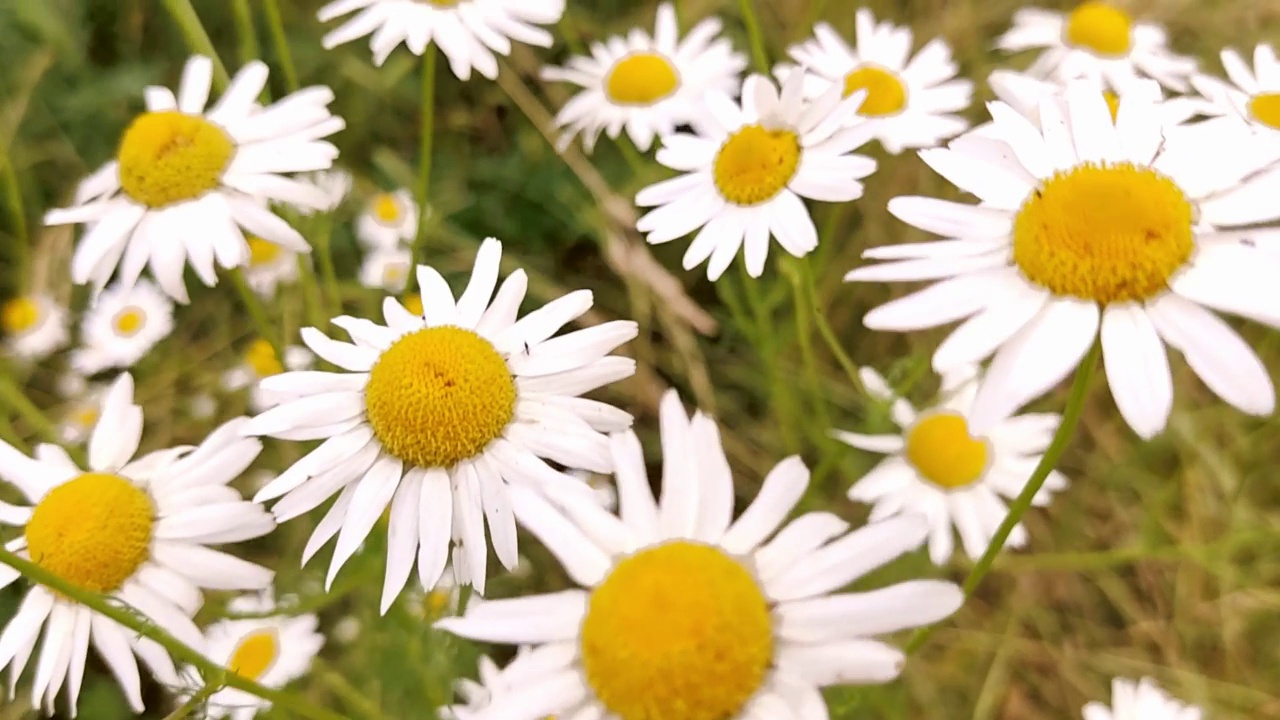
xmin=57 ymin=381 xmax=110 ymax=445
xmin=0 ymin=374 xmax=274 ymax=714
xmin=436 ymin=389 xmax=963 ymax=720
xmin=996 ymin=1 xmax=1196 ymax=92
xmin=243 ymin=238 xmax=638 ymax=610
xmin=221 ymin=338 xmax=314 ymax=412
xmin=845 ymin=80 xmax=1280 ymax=439
xmin=776 ymin=10 xmax=973 ymax=153
xmin=635 ymin=71 xmax=878 ymax=280
xmin=43 ymin=55 xmax=343 ymax=303
xmin=1190 ymin=44 xmax=1280 ymax=140
xmin=540 ymin=2 xmax=746 ymax=153
xmin=1084 ymin=677 xmax=1202 ymax=720
xmin=356 ymin=189 xmax=417 ymax=249
xmin=243 ymin=235 xmax=301 ymax=298
xmin=318 ymin=0 xmax=564 ymax=80
xmin=1 ymin=293 xmax=70 ymax=361
xmin=441 ymin=649 xmax=540 ymax=720
xmin=980 ymin=68 xmax=1200 ymax=133
xmin=406 ymin=560 xmax=462 ymax=621
xmin=359 ymin=246 xmax=414 ymax=292
xmin=290 ymin=169 xmax=353 ymax=216
xmin=834 ymin=365 xmax=1067 ymax=565
xmin=70 ymin=279 xmax=175 ymax=374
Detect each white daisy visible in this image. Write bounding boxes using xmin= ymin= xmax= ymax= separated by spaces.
xmin=441 ymin=648 xmax=540 ymax=720
xmin=356 ymin=189 xmax=417 ymax=249
xmin=1084 ymin=677 xmax=1202 ymax=720
xmin=243 ymin=237 xmax=638 ymax=610
xmin=70 ymin=279 xmax=175 ymax=374
xmin=290 ymin=168 xmax=353 ymax=216
xmin=331 ymin=616 xmax=361 ymax=645
xmin=435 ymin=389 xmax=963 ymax=720
xmin=57 ymin=382 xmax=110 ymax=446
xmin=635 ymin=71 xmax=878 ymax=280
xmin=1190 ymin=44 xmax=1280 ymax=141
xmin=0 ymin=373 xmax=274 ymax=714
xmin=221 ymin=338 xmax=314 ymax=413
xmin=995 ymin=1 xmax=1197 ymax=92
xmin=540 ymin=2 xmax=746 ymax=153
xmin=189 ymin=392 xmax=218 ymax=420
xmin=775 ymin=10 xmax=973 ymax=154
xmin=979 ymin=68 xmax=1201 ymax=135
xmin=845 ymin=80 xmax=1280 ymax=440
xmin=568 ymin=468 xmax=617 ymax=512
xmin=43 ymin=55 xmax=343 ymax=303
xmin=359 ymin=246 xmax=414 ymax=292
xmin=243 ymin=235 xmax=301 ymax=298
xmin=318 ymin=0 xmax=564 ymax=80
xmin=1 ymin=293 xmax=70 ymax=361
xmin=405 ymin=559 xmax=463 ymax=621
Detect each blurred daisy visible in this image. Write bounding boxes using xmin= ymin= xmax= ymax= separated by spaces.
xmin=834 ymin=365 xmax=1068 ymax=565
xmin=189 ymin=392 xmax=218 ymax=420
xmin=995 ymin=1 xmax=1196 ymax=91
xmin=436 ymin=389 xmax=962 ymax=720
xmin=568 ymin=468 xmax=617 ymax=512
xmin=1084 ymin=677 xmax=1202 ymax=720
xmin=318 ymin=0 xmax=564 ymax=80
xmin=1190 ymin=44 xmax=1280 ymax=139
xmin=331 ymin=617 xmax=361 ymax=645
xmin=57 ymin=381 xmax=110 ymax=445
xmin=43 ymin=55 xmax=343 ymax=303
xmin=356 ymin=189 xmax=417 ymax=249
xmin=222 ymin=338 xmax=314 ymax=412
xmin=405 ymin=560 xmax=462 ymax=621
xmin=359 ymin=246 xmax=414 ymax=292
xmin=71 ymin=279 xmax=175 ymax=374
xmin=243 ymin=235 xmax=301 ymax=298
xmin=540 ymin=2 xmax=746 ymax=153
xmin=0 ymin=374 xmax=274 ymax=714
xmin=441 ymin=649 xmax=541 ymax=720
xmin=244 ymin=238 xmax=638 ymax=610
xmin=1 ymin=293 xmax=69 ymax=361
xmin=290 ymin=168 xmax=353 ymax=216
xmin=777 ymin=11 xmax=973 ymax=153
xmin=845 ymin=80 xmax=1280 ymax=439
xmin=981 ymin=68 xmax=1200 ymax=132
xmin=636 ymin=72 xmax=877 ymax=280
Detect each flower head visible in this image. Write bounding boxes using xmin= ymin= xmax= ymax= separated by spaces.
xmin=1084 ymin=677 xmax=1202 ymax=720
xmin=356 ymin=189 xmax=417 ymax=249
xmin=360 ymin=246 xmax=414 ymax=292
xmin=222 ymin=338 xmax=314 ymax=412
xmin=2 ymin=293 xmax=70 ymax=361
xmin=1190 ymin=44 xmax=1280 ymax=139
xmin=71 ymin=279 xmax=175 ymax=374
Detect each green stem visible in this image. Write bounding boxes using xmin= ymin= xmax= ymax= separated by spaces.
xmin=800 ymin=258 xmax=863 ymax=393
xmin=0 ymin=371 xmax=67 ymax=451
xmin=262 ymin=0 xmax=299 ymax=93
xmin=737 ymin=0 xmax=771 ymax=73
xmin=229 ymin=269 xmax=285 ymax=359
xmin=165 ymin=682 xmax=220 ymax=720
xmin=408 ymin=48 xmax=438 ymax=288
xmin=158 ymin=0 xmax=231 ymax=91
xmin=784 ymin=257 xmax=829 ymax=430
xmin=311 ymin=218 xmax=341 ymax=317
xmin=229 ymin=0 xmax=259 ymax=66
xmin=0 ymin=151 xmax=29 ymax=279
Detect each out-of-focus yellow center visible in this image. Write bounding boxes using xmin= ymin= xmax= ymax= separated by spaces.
xmin=712 ymin=125 xmax=801 ymax=206
xmin=842 ymin=65 xmax=908 ymax=116
xmin=244 ymin=338 xmax=285 ymax=377
xmin=112 ymin=307 xmax=147 ymax=337
xmin=247 ymin=236 xmax=284 ymax=267
xmin=228 ymin=629 xmax=279 ymax=681
xmin=1 ymin=297 xmax=41 ymax=334
xmin=1064 ymin=1 xmax=1132 ymax=57
xmin=71 ymin=406 xmax=100 ymax=428
xmin=383 ymin=262 xmax=409 ymax=287
xmin=1248 ymin=92 xmax=1280 ymax=129
xmin=1103 ymin=90 xmax=1121 ymax=122
xmin=117 ymin=111 xmax=234 ymax=208
xmin=904 ymin=413 xmax=990 ymax=490
xmin=373 ymin=193 xmax=402 ymax=224
xmin=402 ymin=294 xmax=424 ymax=316
xmin=605 ymin=52 xmax=681 ymax=106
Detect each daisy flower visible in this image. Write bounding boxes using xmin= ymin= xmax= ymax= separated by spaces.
xmin=980 ymin=68 xmax=1200 ymax=134
xmin=1084 ymin=677 xmax=1202 ymax=720
xmin=359 ymin=246 xmax=414 ymax=292
xmin=290 ymin=168 xmax=353 ymax=216
xmin=70 ymin=279 xmax=175 ymax=374
xmin=441 ymin=649 xmax=540 ymax=720
xmin=0 ymin=374 xmax=274 ymax=714
xmin=845 ymin=80 xmax=1280 ymax=439
xmin=635 ymin=71 xmax=878 ymax=280
xmin=995 ymin=1 xmax=1197 ymax=92
xmin=1 ymin=293 xmax=70 ymax=361
xmin=243 ymin=237 xmax=638 ymax=610
xmin=776 ymin=10 xmax=973 ymax=154
xmin=243 ymin=235 xmax=301 ymax=298
xmin=43 ymin=55 xmax=343 ymax=303
xmin=405 ymin=560 xmax=463 ymax=621
xmin=1190 ymin=44 xmax=1280 ymax=140
xmin=318 ymin=0 xmax=564 ymax=80
xmin=834 ymin=364 xmax=1068 ymax=565
xmin=540 ymin=2 xmax=746 ymax=153
xmin=221 ymin=338 xmax=314 ymax=412
xmin=356 ymin=189 xmax=417 ymax=249
xmin=57 ymin=381 xmax=110 ymax=445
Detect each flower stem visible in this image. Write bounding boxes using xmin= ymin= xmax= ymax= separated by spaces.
xmin=0 ymin=150 xmax=29 ymax=279
xmin=165 ymin=681 xmax=219 ymax=720
xmin=229 ymin=0 xmax=259 ymax=65
xmin=408 ymin=48 xmax=438 ymax=289
xmin=800 ymin=258 xmax=864 ymax=394
xmin=0 ymin=371 xmax=68 ymax=452
xmin=157 ymin=0 xmax=230 ymax=91
xmin=262 ymin=0 xmax=299 ymax=93
xmin=784 ymin=257 xmax=829 ymax=430
xmin=737 ymin=0 xmax=771 ymax=73
xmin=229 ymin=269 xmax=285 ymax=359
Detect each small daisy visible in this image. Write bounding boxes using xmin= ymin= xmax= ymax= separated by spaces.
xmin=70 ymin=279 xmax=175 ymax=374
xmin=0 ymin=373 xmax=274 ymax=714
xmin=436 ymin=389 xmax=963 ymax=720
xmin=243 ymin=235 xmax=301 ymax=298
xmin=243 ymin=237 xmax=638 ymax=610
xmin=290 ymin=168 xmax=353 ymax=216
xmin=635 ymin=71 xmax=878 ymax=280
xmin=995 ymin=1 xmax=1197 ymax=92
xmin=540 ymin=2 xmax=746 ymax=153
xmin=1084 ymin=677 xmax=1202 ymax=720
xmin=57 ymin=381 xmax=110 ymax=445
xmin=776 ymin=10 xmax=973 ymax=153
xmin=356 ymin=189 xmax=417 ymax=249
xmin=1 ymin=293 xmax=70 ymax=361
xmin=318 ymin=0 xmax=564 ymax=80
xmin=405 ymin=560 xmax=463 ymax=621
xmin=359 ymin=246 xmax=414 ymax=292
xmin=44 ymin=55 xmax=343 ymax=303
xmin=222 ymin=338 xmax=314 ymax=412
xmin=331 ymin=616 xmax=361 ymax=645
xmin=1190 ymin=44 xmax=1280 ymax=140
xmin=981 ymin=68 xmax=1201 ymax=133
xmin=441 ymin=649 xmax=540 ymax=720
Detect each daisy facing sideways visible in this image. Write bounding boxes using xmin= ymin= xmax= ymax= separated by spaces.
xmin=845 ymin=80 xmax=1280 ymax=440
xmin=1189 ymin=43 xmax=1280 ymax=140
xmin=359 ymin=246 xmax=414 ymax=293
xmin=44 ymin=55 xmax=343 ymax=303
xmin=1 ymin=293 xmax=70 ymax=361
xmin=0 ymin=374 xmax=275 ymax=714
xmin=221 ymin=338 xmax=314 ymax=413
xmin=242 ymin=235 xmax=301 ymax=298
xmin=1084 ymin=677 xmax=1203 ymax=720
xmin=243 ymin=237 xmax=638 ymax=610
xmin=980 ymin=68 xmax=1201 ymax=134
xmin=635 ymin=71 xmax=878 ymax=280
xmin=70 ymin=278 xmax=175 ymax=374
xmin=436 ymin=390 xmax=964 ymax=720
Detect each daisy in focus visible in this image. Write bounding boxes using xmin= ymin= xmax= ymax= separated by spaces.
xmin=0 ymin=374 xmax=274 ymax=714
xmin=43 ymin=55 xmax=343 ymax=303
xmin=318 ymin=0 xmax=564 ymax=80
xmin=540 ymin=2 xmax=746 ymax=153
xmin=846 ymin=80 xmax=1280 ymax=440
xmin=243 ymin=238 xmax=638 ymax=610
xmin=356 ymin=189 xmax=417 ymax=249
xmin=1084 ymin=677 xmax=1202 ymax=720
xmin=70 ymin=279 xmax=175 ymax=374
xmin=222 ymin=338 xmax=314 ymax=412
xmin=435 ymin=389 xmax=963 ymax=720
xmin=1189 ymin=44 xmax=1280 ymax=141
xmin=996 ymin=1 xmax=1196 ymax=91
xmin=635 ymin=71 xmax=878 ymax=280
xmin=360 ymin=246 xmax=414 ymax=292
xmin=242 ymin=235 xmax=301 ymax=298
xmin=776 ymin=9 xmax=973 ymax=153
xmin=2 ymin=293 xmax=70 ymax=361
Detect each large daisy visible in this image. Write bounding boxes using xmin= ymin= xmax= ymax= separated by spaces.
xmin=540 ymin=2 xmax=746 ymax=153
xmin=70 ymin=279 xmax=175 ymax=374
xmin=1189 ymin=44 xmax=1280 ymax=141
xmin=635 ymin=71 xmax=877 ymax=280
xmin=435 ymin=389 xmax=964 ymax=720
xmin=1084 ymin=677 xmax=1202 ymax=720
xmin=845 ymin=80 xmax=1280 ymax=439
xmin=43 ymin=55 xmax=343 ymax=303
xmin=1 ymin=293 xmax=70 ymax=362
xmin=242 ymin=237 xmax=638 ymax=610
xmin=0 ymin=374 xmax=274 ymax=714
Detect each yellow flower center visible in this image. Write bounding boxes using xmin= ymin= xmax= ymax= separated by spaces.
xmin=580 ymin=541 xmax=773 ymax=720
xmin=402 ymin=294 xmax=424 ymax=316
xmin=71 ymin=406 xmax=100 ymax=428
xmin=1013 ymin=162 xmax=1194 ymax=304
xmin=1 ymin=297 xmax=41 ymax=334
xmin=904 ymin=413 xmax=990 ymax=490
xmin=1064 ymin=1 xmax=1132 ymax=57
xmin=24 ymin=473 xmax=155 ymax=594
xmin=419 ymin=0 xmax=459 ymax=6
xmin=1103 ymin=90 xmax=1121 ymax=122
xmin=244 ymin=338 xmax=285 ymax=377
xmin=117 ymin=111 xmax=234 ymax=209
xmin=383 ymin=262 xmax=409 ymax=286
xmin=425 ymin=589 xmax=452 ymax=619
xmin=112 ymin=307 xmax=147 ymax=337
xmin=842 ymin=65 xmax=908 ymax=117
xmin=364 ymin=326 xmax=516 ymax=468
xmin=605 ymin=52 xmax=681 ymax=106
xmin=228 ymin=629 xmax=279 ymax=681
xmin=247 ymin=236 xmax=284 ymax=267
xmin=712 ymin=125 xmax=801 ymax=206
xmin=1247 ymin=92 xmax=1280 ymax=130
xmin=373 ymin=193 xmax=402 ymax=224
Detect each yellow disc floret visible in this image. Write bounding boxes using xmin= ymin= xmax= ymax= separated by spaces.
xmin=713 ymin=125 xmax=802 ymax=206
xmin=112 ymin=307 xmax=147 ymax=337
xmin=905 ymin=413 xmax=990 ymax=490
xmin=1 ymin=297 xmax=41 ymax=334
xmin=247 ymin=236 xmax=283 ymax=267
xmin=580 ymin=541 xmax=774 ymax=720
xmin=1064 ymin=1 xmax=1132 ymax=57
xmin=244 ymin=338 xmax=285 ymax=377
xmin=363 ymin=326 xmax=516 ymax=468
xmin=1248 ymin=92 xmax=1280 ymax=130
xmin=228 ymin=629 xmax=279 ymax=680
xmin=25 ymin=472 xmax=155 ymax=594
xmin=605 ymin=53 xmax=681 ymax=106
xmin=117 ymin=111 xmax=235 ymax=209
xmin=373 ymin=193 xmax=402 ymax=224
xmin=1013 ymin=162 xmax=1194 ymax=304
xmin=842 ymin=65 xmax=908 ymax=117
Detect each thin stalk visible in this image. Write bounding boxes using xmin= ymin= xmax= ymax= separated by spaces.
xmin=157 ymin=0 xmax=230 ymax=91
xmin=229 ymin=269 xmax=285 ymax=359
xmin=229 ymin=0 xmax=260 ymax=65
xmin=408 ymin=48 xmax=438 ymax=289
xmin=262 ymin=0 xmax=299 ymax=93
xmin=801 ymin=258 xmax=863 ymax=393
xmin=165 ymin=682 xmax=220 ymax=720
xmin=0 ymin=371 xmax=67 ymax=450
xmin=784 ymin=257 xmax=829 ymax=430
xmin=0 ymin=151 xmax=29 ymax=279
xmin=311 ymin=218 xmax=342 ymax=316
xmin=737 ymin=0 xmax=771 ymax=73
